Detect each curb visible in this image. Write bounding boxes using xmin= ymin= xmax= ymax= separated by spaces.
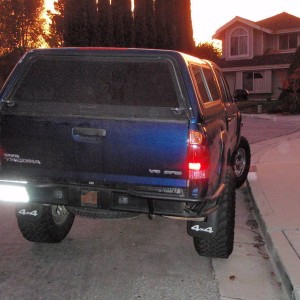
xmin=246 ymin=179 xmax=300 ymax=300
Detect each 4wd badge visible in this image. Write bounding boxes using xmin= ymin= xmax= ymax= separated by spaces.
xmin=191 ymin=225 xmax=213 ymax=234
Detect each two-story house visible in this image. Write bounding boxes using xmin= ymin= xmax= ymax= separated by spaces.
xmin=213 ymin=12 xmax=300 ymax=100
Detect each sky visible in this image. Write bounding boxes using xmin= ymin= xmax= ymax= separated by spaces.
xmin=45 ymin=0 xmax=300 ymax=46
xmin=191 ymin=0 xmax=300 ymax=45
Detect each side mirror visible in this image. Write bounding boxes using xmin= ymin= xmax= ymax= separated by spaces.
xmin=234 ymin=89 xmax=249 ymax=101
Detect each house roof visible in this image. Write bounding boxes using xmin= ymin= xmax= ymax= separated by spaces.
xmin=216 ymin=52 xmax=295 ymax=70
xmin=213 ymin=12 xmax=300 ymax=39
xmin=213 ymin=17 xmax=269 ymax=39
xmin=256 ymin=12 xmax=300 ymax=31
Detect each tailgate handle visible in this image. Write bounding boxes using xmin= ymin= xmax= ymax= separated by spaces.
xmin=170 ymin=107 xmax=185 ymax=115
xmin=72 ymin=127 xmax=106 ymax=143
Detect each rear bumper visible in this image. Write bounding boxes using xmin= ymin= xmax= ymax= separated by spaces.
xmin=0 ymin=180 xmax=224 ymax=219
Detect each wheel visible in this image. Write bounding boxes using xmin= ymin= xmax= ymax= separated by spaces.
xmin=16 ymin=204 xmax=75 ymax=243
xmin=232 ymin=136 xmax=251 ymax=188
xmin=193 ymin=168 xmax=236 ymax=258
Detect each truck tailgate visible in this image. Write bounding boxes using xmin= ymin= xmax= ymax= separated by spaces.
xmin=1 ymin=115 xmax=188 ymax=187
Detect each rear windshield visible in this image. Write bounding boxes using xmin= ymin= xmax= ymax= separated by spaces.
xmin=11 ymin=56 xmax=180 ymax=108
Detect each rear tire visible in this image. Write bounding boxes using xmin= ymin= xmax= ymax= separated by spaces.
xmin=16 ymin=204 xmax=75 ymax=243
xmin=232 ymin=136 xmax=251 ymax=188
xmin=193 ymin=168 xmax=236 ymax=258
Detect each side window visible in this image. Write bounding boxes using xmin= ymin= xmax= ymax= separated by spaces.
xmin=190 ymin=65 xmax=210 ymax=103
xmin=214 ymin=68 xmax=232 ymax=102
xmin=190 ymin=63 xmax=221 ymax=104
xmin=201 ymin=66 xmax=221 ymax=101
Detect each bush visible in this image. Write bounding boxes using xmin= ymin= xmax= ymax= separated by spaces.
xmin=279 ymin=46 xmax=300 ymax=114
xmin=279 ymin=89 xmax=300 ymax=114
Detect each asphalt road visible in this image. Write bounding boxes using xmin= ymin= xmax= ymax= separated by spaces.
xmin=242 ymin=114 xmax=300 ymax=144
xmin=0 ymin=115 xmax=293 ymax=300
xmin=1 ymin=201 xmax=219 ymax=300
xmin=0 ymin=192 xmax=287 ymax=300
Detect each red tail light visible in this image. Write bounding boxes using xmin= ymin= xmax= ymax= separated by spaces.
xmin=187 ymin=130 xmax=210 ymax=179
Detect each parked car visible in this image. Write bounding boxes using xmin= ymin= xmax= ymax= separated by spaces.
xmin=0 ymin=48 xmax=250 ymax=258
xmin=234 ymin=89 xmax=249 ymax=101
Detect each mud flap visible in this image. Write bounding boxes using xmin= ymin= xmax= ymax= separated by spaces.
xmin=15 ymin=203 xmax=45 ymax=222
xmin=187 ymin=206 xmax=219 ymax=238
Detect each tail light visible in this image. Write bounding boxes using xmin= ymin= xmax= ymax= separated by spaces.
xmin=187 ymin=130 xmax=210 ymax=179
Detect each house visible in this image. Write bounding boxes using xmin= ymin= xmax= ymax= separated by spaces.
xmin=213 ymin=12 xmax=300 ymax=100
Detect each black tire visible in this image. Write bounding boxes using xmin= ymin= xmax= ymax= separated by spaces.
xmin=16 ymin=204 xmax=75 ymax=243
xmin=232 ymin=136 xmax=251 ymax=188
xmin=193 ymin=168 xmax=236 ymax=258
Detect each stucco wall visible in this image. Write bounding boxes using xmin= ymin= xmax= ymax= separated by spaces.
xmin=253 ymin=30 xmax=263 ymax=56
xmin=223 ymin=69 xmax=288 ymax=100
xmin=224 ymin=22 xmax=254 ymax=60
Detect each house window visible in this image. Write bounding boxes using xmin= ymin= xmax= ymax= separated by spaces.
xmin=243 ymin=71 xmax=265 ymax=92
xmin=279 ymin=33 xmax=298 ymax=50
xmin=230 ymin=28 xmax=248 ymax=56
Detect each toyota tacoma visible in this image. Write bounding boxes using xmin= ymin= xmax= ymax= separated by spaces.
xmin=0 ymin=48 xmax=250 ymax=258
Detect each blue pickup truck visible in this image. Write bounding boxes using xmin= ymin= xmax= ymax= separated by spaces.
xmin=0 ymin=48 xmax=250 ymax=258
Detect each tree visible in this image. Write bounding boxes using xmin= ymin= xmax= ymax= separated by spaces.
xmin=122 ymin=0 xmax=134 ymax=47
xmin=46 ymin=0 xmax=65 ymax=47
xmin=175 ymin=0 xmax=194 ymax=53
xmin=64 ymin=0 xmax=97 ymax=47
xmin=112 ymin=0 xmax=133 ymax=47
xmin=96 ymin=0 xmax=113 ymax=46
xmin=193 ymin=42 xmax=221 ymax=62
xmin=134 ymin=0 xmax=147 ymax=47
xmin=45 ymin=0 xmax=195 ymax=51
xmin=144 ymin=0 xmax=156 ymax=48
xmin=155 ymin=0 xmax=168 ymax=49
xmin=134 ymin=0 xmax=156 ymax=48
xmin=154 ymin=0 xmax=194 ymax=52
xmin=0 ymin=0 xmax=44 ymax=54
xmin=112 ymin=0 xmax=125 ymax=46
xmin=163 ymin=0 xmax=177 ymax=49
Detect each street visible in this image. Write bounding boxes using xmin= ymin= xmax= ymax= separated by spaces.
xmin=0 ymin=115 xmax=295 ymax=300
xmin=0 ymin=187 xmax=287 ymax=300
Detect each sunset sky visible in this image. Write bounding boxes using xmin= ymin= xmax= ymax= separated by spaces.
xmin=191 ymin=0 xmax=300 ymax=45
xmin=44 ymin=0 xmax=300 ymax=46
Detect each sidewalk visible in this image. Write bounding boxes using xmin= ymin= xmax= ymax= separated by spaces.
xmin=245 ymin=114 xmax=300 ymax=300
